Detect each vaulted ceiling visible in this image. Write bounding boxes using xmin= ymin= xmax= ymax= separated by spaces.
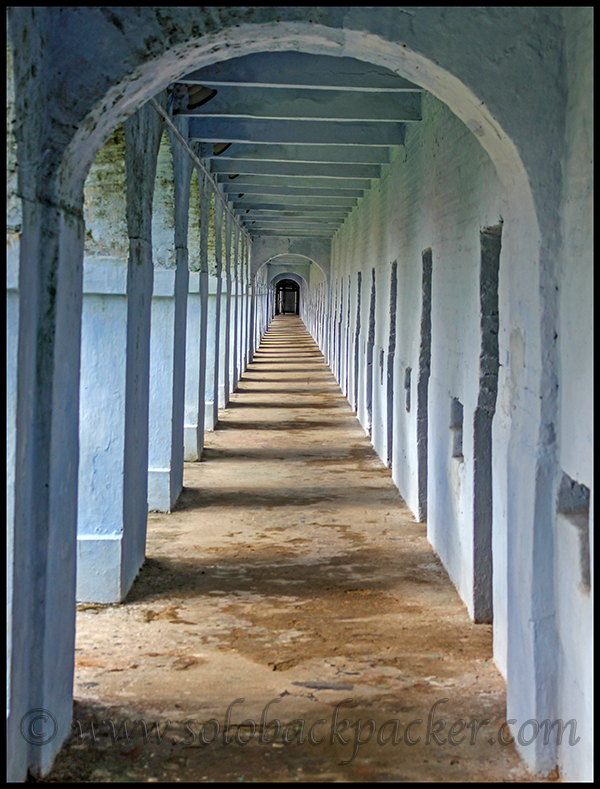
xmin=172 ymin=52 xmax=424 ymax=241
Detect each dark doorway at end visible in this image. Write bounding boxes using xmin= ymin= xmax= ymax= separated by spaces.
xmin=276 ymin=279 xmax=300 ymax=315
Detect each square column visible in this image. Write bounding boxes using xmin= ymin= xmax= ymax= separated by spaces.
xmin=184 ymin=169 xmax=212 ymax=459
xmin=77 ymin=101 xmax=163 ymax=599
xmin=184 ymin=272 xmax=201 ymax=459
xmin=8 ymin=194 xmax=85 ymax=780
xmin=77 ymin=260 xmax=128 ymax=601
xmin=239 ymin=245 xmax=246 ymax=372
xmin=6 ymin=239 xmax=19 ymax=720
xmin=219 ymin=213 xmax=233 ymax=408
xmin=219 ymin=272 xmax=231 ymax=408
xmin=230 ymin=225 xmax=240 ymax=391
xmin=204 ymin=274 xmax=221 ymax=430
xmin=147 ymin=263 xmax=187 ymax=511
xmin=76 ymin=253 xmax=153 ymax=600
xmin=212 ymin=201 xmax=224 ymax=418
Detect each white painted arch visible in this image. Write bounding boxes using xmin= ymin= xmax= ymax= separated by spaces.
xmin=57 ymin=1 xmax=543 ymax=719
xmin=9 ymin=9 xmax=565 ymax=779
xmin=269 ymin=271 xmax=307 ymax=288
xmin=57 ymin=20 xmax=548 ymax=772
xmin=59 ymin=17 xmax=541 ymax=247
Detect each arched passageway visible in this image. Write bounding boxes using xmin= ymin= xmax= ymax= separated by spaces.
xmin=6 ymin=8 xmax=593 ymax=783
xmin=47 ymin=315 xmax=535 ymax=782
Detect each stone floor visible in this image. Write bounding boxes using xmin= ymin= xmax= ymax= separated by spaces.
xmin=40 ymin=315 xmax=549 ymax=783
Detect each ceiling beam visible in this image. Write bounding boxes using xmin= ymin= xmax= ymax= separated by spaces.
xmin=248 ymin=218 xmax=339 ymax=226
xmin=248 ymin=228 xmax=338 ymax=237
xmin=250 ymin=229 xmax=335 ymax=238
xmin=232 ymin=196 xmax=358 ymax=208
xmin=180 ymin=53 xmax=424 ymax=92
xmin=237 ymin=214 xmax=349 ymax=225
xmin=223 ymin=185 xmax=365 ymax=198
xmin=234 ymin=210 xmax=351 ymax=220
xmin=240 ymin=210 xmax=349 ymax=219
xmin=189 ymin=118 xmax=406 ymax=146
xmin=178 ymin=86 xmax=421 ymax=122
xmin=246 ymin=217 xmax=342 ymax=226
xmin=209 ymin=159 xmax=380 ymax=179
xmin=216 ymin=174 xmax=372 ymax=190
xmin=246 ymin=228 xmax=341 ymax=237
xmin=203 ymin=143 xmax=392 ymax=164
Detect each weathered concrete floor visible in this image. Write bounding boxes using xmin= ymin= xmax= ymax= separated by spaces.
xmin=43 ymin=315 xmax=544 ymax=783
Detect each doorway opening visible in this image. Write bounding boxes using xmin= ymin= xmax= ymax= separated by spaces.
xmin=472 ymin=224 xmax=502 ymax=623
xmin=366 ymin=268 xmax=377 ymax=436
xmin=417 ymin=248 xmax=432 ymax=521
xmin=275 ymin=279 xmax=300 ymax=315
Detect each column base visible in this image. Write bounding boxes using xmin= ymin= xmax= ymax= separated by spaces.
xmin=205 ymin=401 xmax=216 ymax=431
xmin=148 ymin=468 xmax=176 ymax=512
xmin=184 ymin=425 xmax=199 ymax=461
xmin=76 ymin=534 xmax=143 ymax=603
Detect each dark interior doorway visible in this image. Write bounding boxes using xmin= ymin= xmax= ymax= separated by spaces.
xmin=276 ymin=279 xmax=300 ymax=315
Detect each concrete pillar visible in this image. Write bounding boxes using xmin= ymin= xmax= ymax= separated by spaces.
xmin=219 ymin=213 xmax=233 ymax=408
xmin=6 ymin=237 xmax=19 ymax=713
xmin=147 ymin=268 xmax=180 ymax=509
xmin=248 ymin=275 xmax=256 ymax=361
xmin=121 ymin=104 xmax=164 ymax=575
xmin=263 ymin=279 xmax=269 ymax=338
xmin=237 ymin=237 xmax=243 ymax=377
xmin=7 ymin=15 xmax=87 ymax=773
xmin=77 ymin=259 xmax=128 ymax=601
xmin=230 ymin=225 xmax=240 ymax=391
xmin=196 ymin=171 xmax=212 ymax=457
xmin=265 ymin=279 xmax=271 ymax=336
xmin=243 ymin=239 xmax=250 ymax=370
xmin=204 ymin=272 xmax=219 ymax=430
xmin=238 ymin=237 xmax=247 ymax=375
xmin=9 ymin=181 xmax=85 ymax=783
xmin=258 ymin=276 xmax=266 ymax=345
xmin=184 ymin=271 xmax=200 ymax=459
xmin=6 ymin=46 xmax=20 ymax=719
xmin=254 ymin=279 xmax=261 ymax=349
xmin=205 ymin=199 xmax=223 ymax=430
xmin=76 ymin=123 xmax=130 ymax=603
xmin=183 ymin=169 xmax=201 ymax=460
xmin=78 ymin=103 xmax=162 ymax=599
xmin=212 ymin=203 xmax=223 ymax=418
xmin=244 ymin=242 xmax=252 ymax=364
xmin=183 ymin=168 xmax=211 ymax=459
xmin=147 ymin=122 xmax=192 ymax=511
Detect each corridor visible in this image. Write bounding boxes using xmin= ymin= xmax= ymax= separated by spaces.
xmin=45 ymin=316 xmax=535 ymax=782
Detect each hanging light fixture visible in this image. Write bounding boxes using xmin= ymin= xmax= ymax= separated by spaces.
xmin=171 ymin=83 xmax=218 ymax=113
xmin=186 ymin=83 xmax=218 ymax=109
xmin=212 ymin=142 xmax=231 ymax=156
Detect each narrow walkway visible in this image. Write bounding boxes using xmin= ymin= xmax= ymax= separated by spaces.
xmin=49 ymin=315 xmax=538 ymax=782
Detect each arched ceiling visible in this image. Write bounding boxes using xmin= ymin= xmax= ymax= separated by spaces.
xmin=172 ymin=51 xmax=424 ymax=241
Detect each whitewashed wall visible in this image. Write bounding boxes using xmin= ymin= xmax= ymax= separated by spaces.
xmin=329 ymin=93 xmax=505 ymax=630
xmin=554 ymin=8 xmax=594 ymax=782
